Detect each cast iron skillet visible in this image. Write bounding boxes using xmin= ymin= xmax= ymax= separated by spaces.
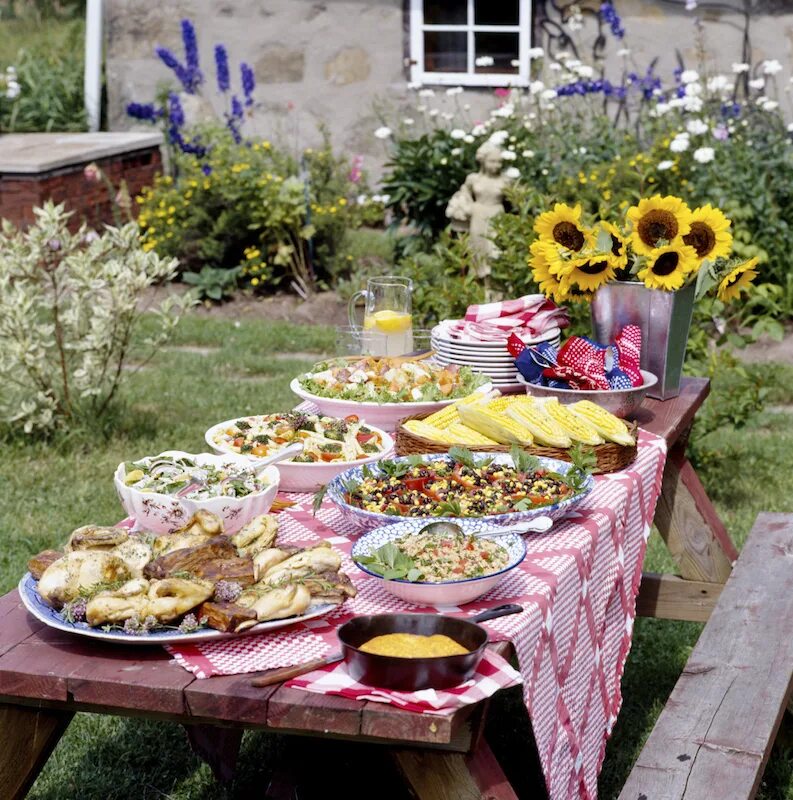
xmin=337 ymin=603 xmax=523 ymax=691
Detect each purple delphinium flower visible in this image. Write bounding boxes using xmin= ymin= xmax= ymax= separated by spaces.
xmin=215 ymin=44 xmax=230 ymax=93
xmin=599 ymin=2 xmax=625 ymax=39
xmin=126 ymin=102 xmax=162 ymax=122
xmin=181 ymin=19 xmax=200 ymax=73
xmin=155 ymin=46 xmax=195 ymax=94
xmin=202 ymin=163 xmax=212 ymax=176
xmin=154 ymin=19 xmax=203 ymax=94
xmin=231 ymin=94 xmax=244 ymax=120
xmin=168 ymin=91 xmax=185 ymax=128
xmin=240 ymin=62 xmax=255 ymax=107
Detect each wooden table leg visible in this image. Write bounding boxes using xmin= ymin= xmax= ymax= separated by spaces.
xmin=392 ymin=739 xmax=519 ymax=800
xmin=183 ymin=723 xmax=243 ymax=783
xmin=653 ymin=443 xmax=736 ymax=583
xmin=0 ymin=702 xmax=73 ymax=800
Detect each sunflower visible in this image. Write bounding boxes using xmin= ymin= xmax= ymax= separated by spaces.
xmin=637 ymin=244 xmax=700 ymax=291
xmin=598 ymin=221 xmax=628 ymax=269
xmin=717 ymin=257 xmax=759 ymax=302
xmin=529 ymin=241 xmax=570 ymax=303
xmin=682 ymin=204 xmax=733 ymax=262
xmin=626 ymin=195 xmax=693 ymax=255
xmin=556 ymin=252 xmax=617 ymax=292
xmin=534 ymin=203 xmax=595 ymax=253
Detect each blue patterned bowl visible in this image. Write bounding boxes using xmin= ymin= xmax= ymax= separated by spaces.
xmin=351 ymin=520 xmax=526 ymax=606
xmin=326 ymin=453 xmax=594 ymax=533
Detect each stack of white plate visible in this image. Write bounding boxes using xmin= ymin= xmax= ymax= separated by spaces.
xmin=431 ymin=322 xmax=561 ymax=392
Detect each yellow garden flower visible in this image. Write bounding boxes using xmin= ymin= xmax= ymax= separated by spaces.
xmin=717 ymin=257 xmax=759 ymax=302
xmin=682 ymin=204 xmax=733 ymax=262
xmin=529 ymin=241 xmax=570 ymax=303
xmin=534 ymin=203 xmax=595 ymax=253
xmin=637 ymin=244 xmax=700 ymax=291
xmin=558 ymin=253 xmax=617 ymax=292
xmin=626 ymin=195 xmax=693 ymax=255
xmin=598 ymin=221 xmax=628 ymax=269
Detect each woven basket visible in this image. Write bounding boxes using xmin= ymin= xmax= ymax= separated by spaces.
xmin=395 ymin=413 xmax=637 ymax=474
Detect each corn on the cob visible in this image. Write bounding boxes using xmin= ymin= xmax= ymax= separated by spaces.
xmin=458 ymin=404 xmax=534 ymax=445
xmin=485 ymin=395 xmax=514 ymax=413
xmin=535 ymin=397 xmax=604 ymax=445
xmin=422 ymin=406 xmax=461 ymax=430
xmin=445 ymin=423 xmax=499 ymax=446
xmin=403 ymin=419 xmax=450 ymax=444
xmin=568 ymin=400 xmax=635 ymax=446
xmin=506 ymin=401 xmax=572 ymax=448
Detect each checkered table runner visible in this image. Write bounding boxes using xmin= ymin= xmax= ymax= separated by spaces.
xmin=168 ymin=429 xmax=667 ymax=799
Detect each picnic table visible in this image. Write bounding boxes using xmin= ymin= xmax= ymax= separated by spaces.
xmin=0 ymin=377 xmax=735 ymax=800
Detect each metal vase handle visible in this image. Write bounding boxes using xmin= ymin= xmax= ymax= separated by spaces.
xmin=348 ymin=289 xmax=369 ymax=330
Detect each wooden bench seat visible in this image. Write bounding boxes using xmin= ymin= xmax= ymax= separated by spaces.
xmin=619 ymin=513 xmax=793 ymax=800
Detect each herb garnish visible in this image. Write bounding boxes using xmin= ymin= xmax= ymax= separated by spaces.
xmin=355 ymin=542 xmax=423 ymax=581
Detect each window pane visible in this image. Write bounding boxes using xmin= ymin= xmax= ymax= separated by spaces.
xmin=474 ymin=32 xmax=519 ymax=73
xmin=424 ymin=0 xmax=467 ymax=25
xmin=474 ymin=0 xmax=519 ymax=25
xmin=424 ymin=31 xmax=468 ymax=72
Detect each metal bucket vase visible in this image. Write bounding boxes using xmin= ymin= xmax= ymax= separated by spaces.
xmin=590 ymin=281 xmax=695 ymax=400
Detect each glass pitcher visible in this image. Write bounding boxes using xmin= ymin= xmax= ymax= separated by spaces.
xmin=348 ymin=276 xmax=414 ymax=357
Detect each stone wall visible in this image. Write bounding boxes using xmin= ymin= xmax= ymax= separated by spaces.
xmin=105 ymin=0 xmax=793 ymax=175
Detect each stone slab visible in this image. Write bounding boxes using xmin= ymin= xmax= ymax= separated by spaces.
xmin=0 ymin=132 xmax=163 ymax=174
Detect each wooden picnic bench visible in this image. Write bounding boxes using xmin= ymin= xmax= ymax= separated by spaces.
xmin=619 ymin=512 xmax=793 ymax=800
xmin=0 ymin=376 xmax=744 ymax=799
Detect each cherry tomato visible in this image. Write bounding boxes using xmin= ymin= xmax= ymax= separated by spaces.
xmin=356 ymin=432 xmax=375 ymax=445
xmin=344 ymin=414 xmax=359 ymax=423
xmin=320 ymin=452 xmax=340 ymax=462
xmin=233 ymin=437 xmax=244 ymax=448
xmin=404 ymin=476 xmax=428 ymax=492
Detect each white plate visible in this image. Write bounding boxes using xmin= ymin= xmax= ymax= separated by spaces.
xmin=431 ymin=324 xmax=561 ymax=349
xmin=18 ymin=572 xmax=336 ymax=646
xmin=290 ymin=378 xmax=493 ymax=432
xmin=204 ymin=417 xmax=395 ymax=493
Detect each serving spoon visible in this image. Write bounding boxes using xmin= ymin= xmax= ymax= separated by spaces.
xmin=419 ymin=516 xmax=553 ymax=538
xmin=246 ymin=441 xmax=305 ymax=467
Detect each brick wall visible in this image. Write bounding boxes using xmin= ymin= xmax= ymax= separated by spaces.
xmin=0 ymin=146 xmax=162 ymax=230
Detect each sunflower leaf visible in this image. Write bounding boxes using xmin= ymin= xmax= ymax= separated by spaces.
xmin=596 ymin=227 xmax=613 ymax=253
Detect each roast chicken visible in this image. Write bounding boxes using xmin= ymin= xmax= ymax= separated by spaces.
xmin=29 ymin=510 xmax=356 ymax=634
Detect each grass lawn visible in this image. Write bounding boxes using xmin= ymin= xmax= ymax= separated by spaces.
xmin=2 ymin=314 xmax=792 ymax=799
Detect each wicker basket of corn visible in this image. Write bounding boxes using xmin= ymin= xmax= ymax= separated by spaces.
xmin=395 ymin=394 xmax=638 ymax=474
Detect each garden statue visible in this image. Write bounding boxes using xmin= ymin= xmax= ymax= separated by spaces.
xmin=445 ymin=140 xmax=511 ymax=278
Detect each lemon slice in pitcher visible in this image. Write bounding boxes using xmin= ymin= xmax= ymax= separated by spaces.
xmin=363 ymin=310 xmax=413 ymax=333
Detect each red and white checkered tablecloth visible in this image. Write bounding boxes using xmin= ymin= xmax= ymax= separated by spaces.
xmin=168 ymin=429 xmax=667 ymax=800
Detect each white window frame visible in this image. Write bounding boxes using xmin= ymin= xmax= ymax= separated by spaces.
xmin=409 ymin=0 xmax=532 ymax=87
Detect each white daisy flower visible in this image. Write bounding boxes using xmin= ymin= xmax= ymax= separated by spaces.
xmin=731 ymin=63 xmax=750 ymax=74
xmin=373 ymin=126 xmax=392 ymax=139
xmin=527 ymin=47 xmax=544 ymax=59
xmin=657 ymin=160 xmax=674 ymax=171
xmin=693 ymin=147 xmax=715 ymax=163
xmin=450 ymin=128 xmax=466 ymax=139
xmin=475 ymin=56 xmax=494 ymax=67
xmin=505 ymin=167 xmax=520 ymax=179
xmin=680 ymin=69 xmax=700 ymax=84
xmin=686 ymin=119 xmax=709 ymax=135
xmin=501 ymin=150 xmax=517 ymax=160
xmin=762 ymin=59 xmax=783 ymax=75
xmin=748 ymin=78 xmax=765 ymax=90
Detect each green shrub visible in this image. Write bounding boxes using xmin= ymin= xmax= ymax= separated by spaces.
xmin=0 ymin=20 xmax=85 ymax=132
xmin=138 ymin=127 xmax=382 ymax=297
xmin=0 ymin=202 xmax=193 ymax=434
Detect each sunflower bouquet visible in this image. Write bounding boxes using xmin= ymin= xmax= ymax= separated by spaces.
xmin=528 ymin=196 xmax=758 ymax=304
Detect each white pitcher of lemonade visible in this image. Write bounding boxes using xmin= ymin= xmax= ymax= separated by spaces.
xmin=348 ymin=276 xmax=414 ymax=357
